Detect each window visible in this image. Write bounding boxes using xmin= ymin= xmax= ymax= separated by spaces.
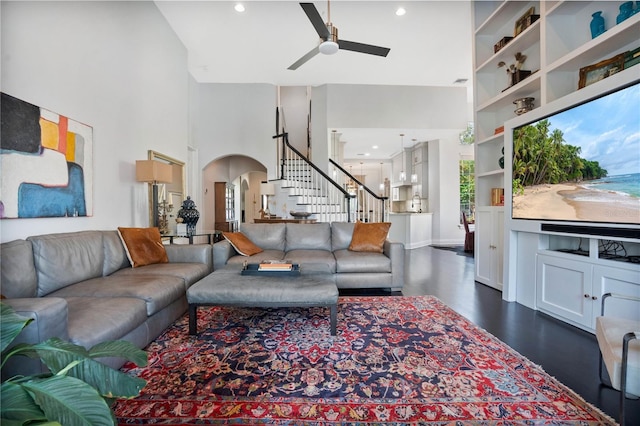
xmin=460 ymin=159 xmax=475 ymax=222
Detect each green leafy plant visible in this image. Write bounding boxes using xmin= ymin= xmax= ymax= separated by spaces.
xmin=1 ymin=302 xmax=148 ymax=426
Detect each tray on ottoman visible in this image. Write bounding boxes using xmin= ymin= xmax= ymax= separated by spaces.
xmin=241 ymin=262 xmax=300 ymax=276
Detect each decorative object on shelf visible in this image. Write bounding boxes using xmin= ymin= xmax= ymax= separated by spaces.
xmin=290 ymin=211 xmax=312 ymax=218
xmin=514 ymin=7 xmax=539 ymax=36
xmin=498 ymin=146 xmax=505 ymax=169
xmin=177 ymin=196 xmax=199 ymax=234
xmin=499 ymin=52 xmax=530 ymax=89
xmin=590 ymin=11 xmax=606 ymax=38
xmin=494 ymin=125 xmax=505 ymax=135
xmin=491 ymin=188 xmax=504 ymax=206
xmin=616 ymin=1 xmax=634 ymax=24
xmin=624 ymin=46 xmax=640 ymax=68
xmin=513 ymin=97 xmax=535 ymax=115
xmin=578 ymin=53 xmax=626 ymax=89
xmin=494 ymin=36 xmax=513 ymax=53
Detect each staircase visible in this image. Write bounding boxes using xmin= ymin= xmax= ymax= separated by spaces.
xmin=270 ymin=133 xmax=388 ymax=223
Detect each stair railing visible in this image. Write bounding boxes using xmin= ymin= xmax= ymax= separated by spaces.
xmin=274 ymin=132 xmax=355 ymax=223
xmin=329 ymin=159 xmax=389 ymax=223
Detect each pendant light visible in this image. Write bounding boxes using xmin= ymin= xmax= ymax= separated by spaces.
xmin=379 ymin=162 xmax=385 ymax=192
xmin=398 ymin=133 xmax=406 ymax=182
xmin=410 ymin=138 xmax=418 ymax=183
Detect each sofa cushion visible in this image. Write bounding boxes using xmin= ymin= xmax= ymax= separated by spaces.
xmin=223 ymin=232 xmax=263 ymax=256
xmin=1 ymin=239 xmax=38 ymax=298
xmin=240 ymin=223 xmax=286 ymax=251
xmin=48 ymin=275 xmax=184 ymax=316
xmin=28 ymin=231 xmax=105 ymax=297
xmin=285 ymin=249 xmax=336 ymax=273
xmin=331 ymin=222 xmax=356 ymax=251
xmin=112 ymin=262 xmax=211 ymax=289
xmin=103 ymin=231 xmax=130 ymax=275
xmin=285 ymin=223 xmax=331 ymax=251
xmin=348 ymin=221 xmax=391 ymax=253
xmin=226 ymin=249 xmax=285 ymax=265
xmin=334 ymin=249 xmax=392 ymax=273
xmin=118 ymin=227 xmax=169 ymax=268
xmin=63 ymin=296 xmax=148 ymax=349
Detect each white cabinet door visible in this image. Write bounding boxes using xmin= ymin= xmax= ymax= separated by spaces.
xmin=591 ymin=265 xmax=640 ymax=328
xmin=475 ymin=207 xmax=504 ymax=290
xmin=536 ymin=254 xmax=593 ymax=328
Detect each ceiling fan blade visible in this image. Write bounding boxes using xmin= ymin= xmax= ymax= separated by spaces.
xmin=338 ymin=40 xmax=390 ymax=57
xmin=288 ymin=46 xmax=321 ymax=70
xmin=300 ymin=3 xmax=330 ymax=39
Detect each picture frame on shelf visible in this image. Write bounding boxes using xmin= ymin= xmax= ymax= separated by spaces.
xmin=578 ymin=53 xmax=625 ymax=89
xmin=514 ymin=7 xmax=538 ymax=36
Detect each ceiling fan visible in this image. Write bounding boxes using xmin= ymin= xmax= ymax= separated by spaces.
xmin=288 ymin=1 xmax=391 ymax=70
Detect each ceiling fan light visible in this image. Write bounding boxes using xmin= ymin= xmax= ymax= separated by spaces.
xmin=319 ymin=40 xmax=339 ymax=55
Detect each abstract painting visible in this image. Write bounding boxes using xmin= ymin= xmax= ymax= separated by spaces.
xmin=1 ymin=93 xmax=93 ymax=218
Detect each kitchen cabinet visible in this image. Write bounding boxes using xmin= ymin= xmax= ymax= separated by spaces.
xmin=388 ymin=213 xmax=432 ymax=249
xmin=391 ymin=186 xmax=409 ymax=201
xmin=411 ymin=142 xmax=428 ymax=199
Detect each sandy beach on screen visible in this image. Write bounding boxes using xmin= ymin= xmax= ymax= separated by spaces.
xmin=512 ymin=183 xmax=640 ymax=224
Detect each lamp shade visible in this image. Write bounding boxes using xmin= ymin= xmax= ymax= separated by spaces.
xmin=136 ymin=160 xmax=173 ymax=184
xmin=260 ymin=182 xmax=275 ymax=196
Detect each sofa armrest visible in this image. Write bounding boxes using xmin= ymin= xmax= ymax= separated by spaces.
xmin=164 ymin=244 xmax=213 ymax=273
xmin=1 ymin=297 xmax=69 ymax=378
xmin=384 ymin=240 xmax=405 ymax=289
xmin=213 ymin=240 xmax=237 ymax=270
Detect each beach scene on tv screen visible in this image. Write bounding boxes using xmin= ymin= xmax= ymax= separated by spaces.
xmin=512 ymin=83 xmax=640 ymax=225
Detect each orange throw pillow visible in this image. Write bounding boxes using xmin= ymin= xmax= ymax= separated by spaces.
xmin=223 ymin=232 xmax=263 ymax=256
xmin=348 ymin=221 xmax=391 ymax=253
xmin=117 ymin=227 xmax=169 ymax=268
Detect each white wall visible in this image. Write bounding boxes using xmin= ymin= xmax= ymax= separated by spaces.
xmin=1 ymin=1 xmax=189 ymax=243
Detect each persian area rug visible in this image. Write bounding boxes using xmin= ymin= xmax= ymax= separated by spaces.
xmin=114 ymin=296 xmax=614 ymax=425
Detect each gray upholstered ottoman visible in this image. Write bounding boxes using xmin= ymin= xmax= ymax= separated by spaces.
xmin=187 ymin=266 xmax=339 ymax=335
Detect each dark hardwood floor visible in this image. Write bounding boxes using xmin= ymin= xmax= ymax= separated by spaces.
xmin=342 ymin=245 xmax=639 ymax=425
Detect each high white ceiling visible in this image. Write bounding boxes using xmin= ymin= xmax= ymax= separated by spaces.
xmin=155 ymin=0 xmax=473 ymax=161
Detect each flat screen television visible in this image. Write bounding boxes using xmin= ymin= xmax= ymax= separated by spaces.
xmin=509 ymin=79 xmax=640 ymax=238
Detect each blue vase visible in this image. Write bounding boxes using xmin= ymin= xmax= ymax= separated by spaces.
xmin=616 ymin=1 xmax=633 ymax=24
xmin=590 ymin=11 xmax=605 ymax=38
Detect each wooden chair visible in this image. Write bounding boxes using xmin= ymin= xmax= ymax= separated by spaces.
xmin=462 ymin=211 xmax=474 ymax=253
xmin=596 ymin=292 xmax=640 ymax=425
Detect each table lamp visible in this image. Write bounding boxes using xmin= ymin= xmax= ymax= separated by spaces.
xmin=136 ymin=160 xmax=173 ymax=228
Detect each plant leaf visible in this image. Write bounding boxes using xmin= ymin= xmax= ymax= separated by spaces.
xmin=89 ymin=340 xmax=148 ymax=367
xmin=30 ymin=338 xmax=146 ymax=398
xmin=0 ymin=303 xmax=32 ymax=354
xmin=21 ymin=375 xmax=116 ymax=426
xmin=1 ymin=381 xmax=47 ymax=423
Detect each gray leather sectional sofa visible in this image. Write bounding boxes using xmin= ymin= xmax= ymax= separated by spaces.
xmin=0 ymin=230 xmax=212 ymax=378
xmin=213 ymin=222 xmax=405 ymax=291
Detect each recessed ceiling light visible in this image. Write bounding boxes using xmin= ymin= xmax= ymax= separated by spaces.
xmin=365 ymin=153 xmax=371 ymax=156
xmin=372 ymin=145 xmax=379 ymax=149
xmin=395 ymin=7 xmax=406 ymax=16
xmin=234 ymin=3 xmax=245 ymax=12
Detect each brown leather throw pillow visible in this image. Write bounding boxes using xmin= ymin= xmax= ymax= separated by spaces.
xmin=348 ymin=221 xmax=391 ymax=253
xmin=223 ymin=232 xmax=263 ymax=256
xmin=117 ymin=227 xmax=169 ymax=268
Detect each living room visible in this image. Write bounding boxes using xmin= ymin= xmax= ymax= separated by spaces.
xmin=2 ymin=1 xmax=639 ymax=424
